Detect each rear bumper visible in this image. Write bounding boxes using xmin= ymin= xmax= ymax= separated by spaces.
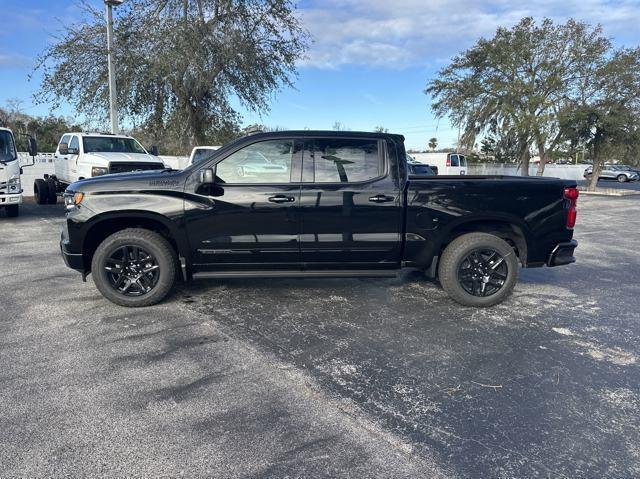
xmin=547 ymin=240 xmax=578 ymax=267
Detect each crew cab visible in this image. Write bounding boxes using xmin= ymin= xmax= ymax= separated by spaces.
xmin=60 ymin=131 xmax=578 ymax=308
xmin=34 ymin=132 xmax=164 ymax=205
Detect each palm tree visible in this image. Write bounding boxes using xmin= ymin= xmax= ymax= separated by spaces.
xmin=428 ymin=137 xmax=438 ymax=150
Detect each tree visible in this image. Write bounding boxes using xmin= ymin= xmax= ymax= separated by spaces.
xmin=34 ymin=0 xmax=309 ymax=153
xmin=428 ymin=137 xmax=438 ymax=150
xmin=561 ymin=48 xmax=640 ymax=190
xmin=479 ymin=137 xmax=495 ymax=157
xmin=426 ymin=18 xmax=610 ymax=176
xmin=373 ymin=126 xmax=388 ymax=133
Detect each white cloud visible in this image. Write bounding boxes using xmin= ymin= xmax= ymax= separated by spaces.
xmin=0 ymin=53 xmax=32 ymax=69
xmin=299 ymin=0 xmax=640 ymax=69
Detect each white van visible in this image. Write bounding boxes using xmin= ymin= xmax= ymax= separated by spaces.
xmin=410 ymin=152 xmax=468 ymax=176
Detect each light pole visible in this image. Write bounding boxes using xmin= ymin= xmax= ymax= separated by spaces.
xmin=105 ymin=0 xmax=124 ymax=134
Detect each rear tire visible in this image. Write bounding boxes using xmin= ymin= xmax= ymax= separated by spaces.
xmin=91 ymin=228 xmax=177 ymax=307
xmin=617 ymin=174 xmax=628 ymax=183
xmin=34 ymin=179 xmax=49 ymax=205
xmin=438 ymin=233 xmax=518 ymax=307
xmin=46 ymin=178 xmax=58 ymax=204
xmin=5 ymin=205 xmax=19 ymax=217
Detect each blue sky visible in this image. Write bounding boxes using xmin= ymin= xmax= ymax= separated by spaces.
xmin=1 ymin=0 xmax=640 ymax=150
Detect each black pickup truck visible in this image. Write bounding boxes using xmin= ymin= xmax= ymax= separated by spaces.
xmin=60 ymin=131 xmax=578 ymax=308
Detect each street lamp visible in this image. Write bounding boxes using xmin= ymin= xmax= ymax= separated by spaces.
xmin=105 ymin=0 xmax=124 ymax=134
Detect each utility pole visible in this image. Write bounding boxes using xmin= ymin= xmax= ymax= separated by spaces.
xmin=105 ymin=0 xmax=124 ymax=134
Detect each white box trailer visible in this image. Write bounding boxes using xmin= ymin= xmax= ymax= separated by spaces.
xmin=409 ymin=152 xmax=468 ymax=176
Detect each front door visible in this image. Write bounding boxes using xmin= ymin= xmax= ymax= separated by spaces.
xmin=298 ymin=137 xmax=403 ymax=270
xmin=186 ymin=138 xmax=302 ymax=272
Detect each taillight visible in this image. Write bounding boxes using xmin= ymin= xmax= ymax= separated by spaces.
xmin=446 ymin=156 xmax=451 ymax=167
xmin=564 ymin=187 xmax=579 ymax=229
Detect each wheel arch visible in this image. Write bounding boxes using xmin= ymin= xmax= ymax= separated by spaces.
xmin=438 ymin=217 xmax=530 ymax=267
xmin=81 ymin=211 xmax=188 ymax=274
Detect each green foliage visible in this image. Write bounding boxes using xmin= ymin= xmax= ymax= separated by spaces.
xmin=428 ymin=137 xmax=437 ymax=150
xmin=0 ymin=106 xmax=83 ymax=152
xmin=34 ymin=0 xmax=309 ymax=153
xmin=426 ymin=17 xmax=613 ymax=176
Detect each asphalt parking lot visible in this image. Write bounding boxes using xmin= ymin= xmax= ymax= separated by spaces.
xmin=1 ymin=196 xmax=639 ymax=478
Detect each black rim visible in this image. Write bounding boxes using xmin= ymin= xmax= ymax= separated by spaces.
xmin=104 ymin=245 xmax=160 ymax=296
xmin=457 ymin=248 xmax=508 ymax=297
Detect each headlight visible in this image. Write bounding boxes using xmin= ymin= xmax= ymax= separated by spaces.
xmin=7 ymin=176 xmax=20 ymax=193
xmin=92 ymin=167 xmax=109 ymax=177
xmin=64 ymin=192 xmax=85 ymax=210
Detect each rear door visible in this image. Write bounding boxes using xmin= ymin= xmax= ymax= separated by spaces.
xmin=298 ymin=137 xmax=403 ymax=270
xmin=186 ymin=138 xmax=303 ymax=272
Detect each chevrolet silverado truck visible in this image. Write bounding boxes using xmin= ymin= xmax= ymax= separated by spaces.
xmin=34 ymin=132 xmax=164 ymax=205
xmin=60 ymin=131 xmax=578 ymax=308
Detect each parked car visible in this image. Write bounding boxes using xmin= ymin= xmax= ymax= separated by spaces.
xmin=583 ymin=165 xmax=639 ymax=183
xmin=187 ymin=145 xmax=221 ymax=167
xmin=33 ymin=132 xmax=165 ymax=205
xmin=407 ymin=160 xmax=437 ymax=177
xmin=60 ymin=130 xmax=578 ymax=308
xmin=406 ymin=154 xmax=438 ymax=176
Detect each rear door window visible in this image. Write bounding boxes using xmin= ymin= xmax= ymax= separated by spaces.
xmin=449 ymin=154 xmax=460 ymax=167
xmin=459 ymin=155 xmax=466 ymax=166
xmin=307 ymin=138 xmax=381 ymax=183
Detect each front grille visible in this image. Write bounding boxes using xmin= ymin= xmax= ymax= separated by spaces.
xmin=108 ymin=162 xmax=164 ymax=174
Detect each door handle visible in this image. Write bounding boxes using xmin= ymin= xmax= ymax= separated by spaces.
xmin=268 ymin=195 xmax=295 ymax=203
xmin=368 ymin=194 xmax=395 ymax=203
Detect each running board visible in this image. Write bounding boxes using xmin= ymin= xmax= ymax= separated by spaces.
xmin=192 ymin=270 xmax=399 ymax=280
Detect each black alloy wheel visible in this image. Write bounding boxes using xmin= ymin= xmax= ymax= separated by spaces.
xmin=105 ymin=245 xmax=161 ymax=296
xmin=457 ymin=248 xmax=508 ymax=297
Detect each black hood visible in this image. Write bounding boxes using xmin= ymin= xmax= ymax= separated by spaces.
xmin=67 ymin=169 xmax=189 ymax=194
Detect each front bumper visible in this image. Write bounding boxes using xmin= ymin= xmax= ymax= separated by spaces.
xmin=60 ymin=231 xmax=84 ymax=272
xmin=0 ymin=193 xmax=23 ymax=206
xmin=547 ymin=240 xmax=578 ymax=267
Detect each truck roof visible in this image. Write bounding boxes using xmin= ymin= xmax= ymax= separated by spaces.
xmin=0 ymin=127 xmax=12 ymax=133
xmin=61 ymin=132 xmax=136 ymax=139
xmin=241 ymin=130 xmax=405 ymax=141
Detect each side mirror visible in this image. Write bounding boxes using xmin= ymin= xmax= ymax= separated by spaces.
xmin=28 ymin=137 xmax=38 ymax=157
xmin=68 ymin=147 xmax=79 ymax=155
xmin=198 ymin=167 xmax=215 ymax=184
xmin=59 ymin=143 xmax=69 ymax=155
xmin=150 ymin=145 xmax=159 ymax=156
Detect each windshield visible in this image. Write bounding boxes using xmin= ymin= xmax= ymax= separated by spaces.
xmin=0 ymin=130 xmax=17 ymax=163
xmin=191 ymin=148 xmax=218 ymax=166
xmin=83 ymin=136 xmax=147 ymax=154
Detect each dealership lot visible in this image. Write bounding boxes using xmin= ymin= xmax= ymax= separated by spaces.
xmin=1 ymin=197 xmax=639 ymax=477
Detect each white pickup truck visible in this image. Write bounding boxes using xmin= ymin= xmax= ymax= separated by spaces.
xmin=187 ymin=145 xmax=221 ymax=167
xmin=34 ymin=132 xmax=164 ymax=205
xmin=0 ymin=127 xmax=37 ymax=218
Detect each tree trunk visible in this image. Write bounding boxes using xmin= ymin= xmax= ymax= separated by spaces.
xmin=519 ymin=145 xmax=530 ymax=177
xmin=588 ymin=145 xmax=602 ymax=192
xmin=535 ymin=141 xmax=546 ymax=176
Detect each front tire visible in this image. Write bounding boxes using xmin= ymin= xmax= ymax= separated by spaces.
xmin=5 ymin=205 xmax=19 ymax=217
xmin=438 ymin=233 xmax=518 ymax=307
xmin=34 ymin=179 xmax=49 ymax=205
xmin=91 ymin=228 xmax=177 ymax=307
